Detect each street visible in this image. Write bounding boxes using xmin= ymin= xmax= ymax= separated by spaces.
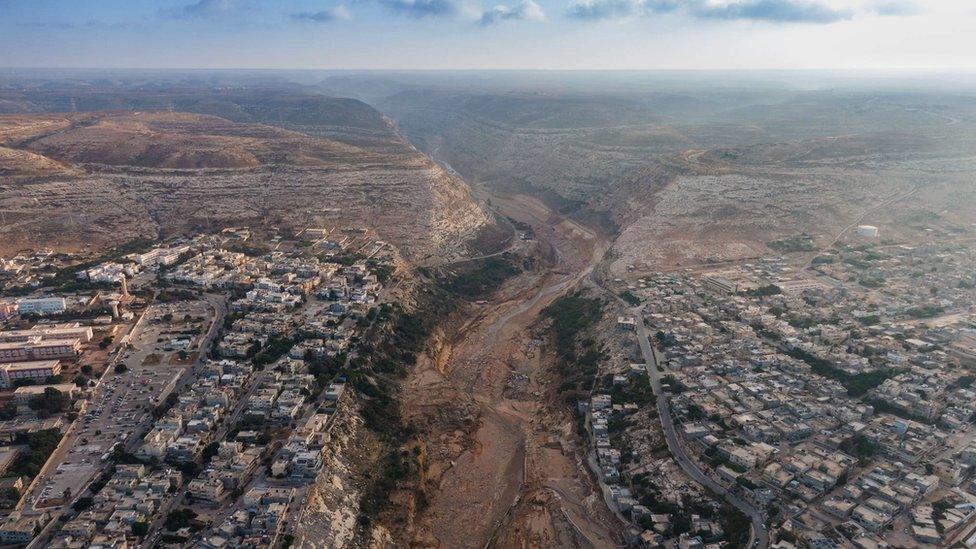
xmin=633 ymin=307 xmax=771 ymax=549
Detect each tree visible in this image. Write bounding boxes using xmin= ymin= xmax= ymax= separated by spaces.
xmin=132 ymin=521 xmax=149 ymax=536
xmin=81 ymin=365 xmax=93 ymax=375
xmin=72 ymin=497 xmax=93 ymax=511
xmin=165 ymin=508 xmax=198 ymax=531
xmin=0 ymin=401 xmax=16 ymax=421
xmin=28 ymin=387 xmax=70 ymax=415
xmin=256 ymin=430 xmax=272 ymax=445
xmin=114 ymin=364 xmax=128 ymax=374
xmin=201 ymin=442 xmax=219 ymax=461
xmin=11 ymin=428 xmax=62 ymax=479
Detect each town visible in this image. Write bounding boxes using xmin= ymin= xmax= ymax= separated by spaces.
xmin=0 ymin=226 xmax=395 ymax=547
xmin=581 ymin=226 xmax=976 ymax=548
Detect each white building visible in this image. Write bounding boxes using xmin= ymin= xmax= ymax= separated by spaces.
xmin=856 ymin=225 xmax=879 ymax=238
xmin=0 ymin=323 xmax=93 ymax=343
xmin=16 ymin=297 xmax=66 ymax=315
xmin=130 ymin=246 xmax=189 ymax=268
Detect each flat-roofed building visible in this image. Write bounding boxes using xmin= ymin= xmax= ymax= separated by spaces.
xmin=0 ymin=323 xmax=93 ymax=343
xmin=15 ymin=297 xmax=66 ymax=315
xmin=0 ymin=338 xmax=80 ymax=363
xmin=0 ymin=360 xmax=62 ymax=388
xmin=130 ymin=246 xmax=189 ymax=267
xmin=703 ymin=276 xmax=738 ymax=295
xmin=0 ymin=448 xmax=19 ymax=478
xmin=13 ymin=383 xmax=79 ymax=405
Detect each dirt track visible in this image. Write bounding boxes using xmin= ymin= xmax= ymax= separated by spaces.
xmin=401 ymin=192 xmax=624 ymax=549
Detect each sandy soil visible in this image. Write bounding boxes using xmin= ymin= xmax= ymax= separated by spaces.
xmin=401 ymin=192 xmax=624 ymax=549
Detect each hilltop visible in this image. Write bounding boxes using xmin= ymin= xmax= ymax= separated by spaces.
xmin=0 ymin=88 xmax=489 ymax=259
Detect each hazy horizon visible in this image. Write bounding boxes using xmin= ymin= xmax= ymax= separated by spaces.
xmin=2 ymin=1 xmax=975 ymax=71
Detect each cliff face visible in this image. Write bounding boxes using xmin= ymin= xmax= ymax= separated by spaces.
xmin=0 ymin=95 xmax=488 ymax=260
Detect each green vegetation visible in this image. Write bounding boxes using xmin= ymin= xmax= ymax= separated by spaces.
xmin=768 ymin=235 xmax=816 ymax=253
xmin=736 ymin=476 xmax=759 ymax=490
xmin=787 ymin=316 xmax=817 ymax=329
xmin=359 ymin=447 xmax=421 ymax=519
xmin=252 ymin=335 xmax=297 ymax=367
xmin=225 ymin=241 xmax=271 ymax=257
xmin=866 ymin=398 xmax=933 ymax=425
xmin=367 ymin=260 xmax=395 ymax=284
xmin=345 ymin=289 xmax=457 ymax=528
xmin=786 ymin=347 xmax=898 ymax=396
xmin=618 ymin=290 xmax=641 ymax=306
xmin=28 ymin=387 xmax=71 ymax=417
xmin=544 ymin=292 xmax=603 ymax=354
xmin=543 ymin=293 xmax=605 ymax=397
xmin=905 ymin=305 xmax=944 ymax=319
xmin=718 ymin=503 xmax=752 ymax=549
xmin=8 ymin=429 xmax=62 ymax=479
xmin=839 ymin=434 xmax=878 ymax=464
xmin=0 ymin=401 xmax=17 ymax=421
xmin=858 ymin=276 xmax=886 ymax=289
xmin=610 ymin=376 xmax=654 ymax=406
xmin=661 ymin=374 xmax=686 ymax=394
xmin=952 ymin=375 xmax=975 ymax=390
xmin=155 ymin=288 xmax=199 ymax=302
xmin=440 ymin=254 xmax=524 ymax=298
xmin=329 ymin=251 xmax=366 ymax=266
xmin=933 ymin=498 xmax=953 ymax=533
xmin=164 ymin=508 xmax=198 ymax=531
xmin=741 ymin=284 xmax=781 ymax=297
xmin=72 ymin=497 xmax=93 ymax=511
xmin=655 ymin=330 xmax=676 ymax=348
xmin=857 ymin=315 xmax=880 ymax=326
xmin=1 ymin=487 xmax=20 ymax=503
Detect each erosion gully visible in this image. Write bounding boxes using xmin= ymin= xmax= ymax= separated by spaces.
xmin=401 ymin=188 xmax=626 ymax=549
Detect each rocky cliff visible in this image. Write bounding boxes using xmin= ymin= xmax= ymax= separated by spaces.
xmin=0 ymin=92 xmax=489 ymax=260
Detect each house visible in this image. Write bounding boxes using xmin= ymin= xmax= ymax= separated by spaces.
xmin=0 ymin=512 xmax=45 ymax=545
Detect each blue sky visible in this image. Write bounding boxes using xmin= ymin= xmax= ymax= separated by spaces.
xmin=1 ymin=0 xmax=974 ymax=69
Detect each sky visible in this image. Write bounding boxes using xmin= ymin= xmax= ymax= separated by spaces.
xmin=1 ymin=0 xmax=974 ymax=70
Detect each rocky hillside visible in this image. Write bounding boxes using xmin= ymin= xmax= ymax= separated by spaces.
xmin=0 ymin=91 xmax=489 ymax=260
xmin=361 ymin=80 xmax=976 ymax=270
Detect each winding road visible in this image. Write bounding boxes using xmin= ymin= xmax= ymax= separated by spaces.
xmin=633 ymin=308 xmax=770 ymax=549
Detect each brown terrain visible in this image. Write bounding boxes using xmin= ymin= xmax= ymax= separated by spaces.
xmin=4 ymin=75 xmax=976 ymax=549
xmin=398 ymin=191 xmax=624 ymax=549
xmin=0 ymin=101 xmax=488 ymax=259
xmin=374 ymin=84 xmax=976 ymax=275
xmin=332 ymin=78 xmax=976 ymax=548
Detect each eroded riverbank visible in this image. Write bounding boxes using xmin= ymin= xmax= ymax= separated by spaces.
xmin=400 ymin=191 xmax=623 ymax=548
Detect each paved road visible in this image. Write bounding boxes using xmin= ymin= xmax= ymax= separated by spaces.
xmin=633 ymin=309 xmax=770 ymax=549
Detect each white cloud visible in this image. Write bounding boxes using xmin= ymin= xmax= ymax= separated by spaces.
xmin=480 ymin=0 xmax=545 ymax=25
